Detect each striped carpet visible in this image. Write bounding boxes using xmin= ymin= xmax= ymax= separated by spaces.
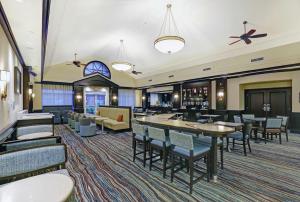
xmin=55 ymin=125 xmax=300 ymax=202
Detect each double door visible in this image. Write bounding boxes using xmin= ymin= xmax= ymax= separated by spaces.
xmin=245 ymin=88 xmax=291 ymax=117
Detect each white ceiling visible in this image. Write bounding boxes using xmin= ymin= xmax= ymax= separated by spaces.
xmin=2 ymin=0 xmax=300 ymax=78
xmin=1 ymin=0 xmax=42 ymax=71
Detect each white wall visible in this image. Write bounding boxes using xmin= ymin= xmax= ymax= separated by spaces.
xmin=0 ymin=26 xmax=23 ymax=131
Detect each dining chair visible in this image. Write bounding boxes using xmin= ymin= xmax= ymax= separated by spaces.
xmin=132 ymin=123 xmax=150 ymax=167
xmin=226 ymin=121 xmax=252 ymax=156
xmin=169 ymin=130 xmax=210 ymax=194
xmin=276 ymin=116 xmax=289 ymax=142
xmin=242 ymin=114 xmax=255 ymax=121
xmin=148 ymin=127 xmax=171 ymax=178
xmin=264 ymin=118 xmax=283 ymax=144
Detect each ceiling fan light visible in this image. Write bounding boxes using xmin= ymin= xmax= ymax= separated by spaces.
xmin=154 ymin=36 xmax=185 ymax=54
xmin=111 ymin=62 xmax=132 ymax=71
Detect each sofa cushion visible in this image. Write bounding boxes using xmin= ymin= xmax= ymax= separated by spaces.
xmin=116 ymin=114 xmax=123 ymax=122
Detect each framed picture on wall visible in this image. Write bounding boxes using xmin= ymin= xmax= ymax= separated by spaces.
xmin=14 ymin=66 xmax=22 ymax=94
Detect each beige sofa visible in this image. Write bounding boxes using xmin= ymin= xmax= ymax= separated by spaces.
xmin=95 ymin=107 xmax=131 ymax=131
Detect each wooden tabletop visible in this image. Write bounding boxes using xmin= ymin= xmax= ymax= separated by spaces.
xmin=136 ymin=114 xmax=234 ymax=137
xmin=200 ymin=114 xmax=221 ymax=118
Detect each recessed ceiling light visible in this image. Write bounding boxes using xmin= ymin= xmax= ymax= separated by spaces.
xmin=16 ymin=0 xmax=23 ymax=3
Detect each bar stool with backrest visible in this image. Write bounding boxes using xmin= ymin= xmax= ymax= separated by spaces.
xmin=264 ymin=118 xmax=283 ymax=144
xmin=132 ymin=123 xmax=150 ymax=167
xmin=195 ymin=134 xmax=224 ymax=169
xmin=276 ymin=116 xmax=289 ymax=142
xmin=169 ymin=130 xmax=210 ymax=194
xmin=148 ymin=127 xmax=171 ymax=178
xmin=226 ymin=117 xmax=252 ymax=156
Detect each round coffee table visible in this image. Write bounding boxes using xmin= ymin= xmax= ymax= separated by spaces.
xmin=96 ymin=117 xmax=109 ymax=134
xmin=0 ymin=173 xmax=74 ymax=202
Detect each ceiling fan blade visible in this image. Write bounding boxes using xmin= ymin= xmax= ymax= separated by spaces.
xmin=229 ymin=36 xmax=240 ymax=38
xmin=244 ymin=38 xmax=252 ymax=44
xmin=229 ymin=39 xmax=241 ymax=45
xmin=246 ymin=29 xmax=256 ymax=36
xmin=249 ymin=33 xmax=267 ymax=38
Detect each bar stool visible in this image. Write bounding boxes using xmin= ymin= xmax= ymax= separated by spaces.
xmin=148 ymin=127 xmax=171 ymax=178
xmin=169 ymin=130 xmax=210 ymax=194
xmin=132 ymin=123 xmax=149 ymax=167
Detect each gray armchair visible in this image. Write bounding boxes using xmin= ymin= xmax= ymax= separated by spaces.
xmin=79 ymin=118 xmax=96 ymax=137
xmin=74 ymin=114 xmax=81 ymax=132
xmin=17 ymin=125 xmax=54 ymax=140
xmin=0 ymin=143 xmax=67 ymax=182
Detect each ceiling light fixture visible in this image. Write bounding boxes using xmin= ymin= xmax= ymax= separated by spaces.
xmin=154 ymin=4 xmax=185 ymax=54
xmin=111 ymin=40 xmax=132 ymax=71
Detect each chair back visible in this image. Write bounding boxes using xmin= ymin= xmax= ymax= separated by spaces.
xmin=233 ymin=115 xmax=242 ymax=123
xmin=242 ymin=114 xmax=255 ymax=121
xmin=243 ymin=122 xmax=253 ymax=137
xmin=80 ymin=118 xmax=91 ymax=126
xmin=169 ymin=130 xmax=193 ymax=150
xmin=276 ymin=116 xmax=288 ymax=127
xmin=132 ymin=123 xmax=148 ymax=137
xmin=148 ymin=127 xmax=167 ymax=142
xmin=266 ymin=118 xmax=282 ymax=129
xmin=195 ymin=112 xmax=202 ymax=120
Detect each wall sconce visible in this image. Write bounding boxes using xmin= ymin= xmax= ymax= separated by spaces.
xmin=76 ymin=94 xmax=82 ymax=101
xmin=217 ymin=91 xmax=224 ymax=97
xmin=142 ymin=96 xmax=146 ymax=100
xmin=28 ymin=88 xmax=33 ymax=96
xmin=31 ymin=93 xmax=35 ymax=99
xmin=0 ymin=70 xmax=9 ymax=100
xmin=174 ymin=94 xmax=179 ymax=99
xmin=112 ymin=95 xmax=117 ymax=100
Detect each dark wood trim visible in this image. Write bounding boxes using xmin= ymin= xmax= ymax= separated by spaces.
xmin=138 ymin=63 xmax=300 ymax=89
xmin=41 ymin=0 xmax=51 ymax=81
xmin=0 ymin=2 xmax=26 ymax=68
xmin=35 ymin=81 xmax=73 ymax=86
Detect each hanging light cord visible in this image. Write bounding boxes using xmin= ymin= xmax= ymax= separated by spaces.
xmin=158 ymin=4 xmax=180 ymax=37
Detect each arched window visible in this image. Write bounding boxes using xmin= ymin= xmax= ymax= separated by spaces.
xmin=83 ymin=61 xmax=111 ymax=79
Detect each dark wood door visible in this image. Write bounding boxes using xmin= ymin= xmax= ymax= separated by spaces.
xmin=245 ymin=92 xmax=265 ymax=117
xmin=245 ymin=88 xmax=291 ymax=117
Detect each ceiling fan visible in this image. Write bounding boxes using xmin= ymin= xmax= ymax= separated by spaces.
xmin=66 ymin=53 xmax=86 ymax=67
xmin=229 ymin=21 xmax=268 ymax=45
xmin=131 ymin=65 xmax=142 ymax=75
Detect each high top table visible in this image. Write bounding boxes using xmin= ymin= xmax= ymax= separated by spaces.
xmin=0 ymin=173 xmax=74 ymax=202
xmin=136 ymin=114 xmax=235 ymax=181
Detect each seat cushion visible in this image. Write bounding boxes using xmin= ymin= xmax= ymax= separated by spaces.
xmin=17 ymin=132 xmax=53 ymax=140
xmin=195 ymin=136 xmax=223 ymax=146
xmin=173 ymin=143 xmax=210 ymax=157
xmin=151 ymin=139 xmax=171 ymax=147
xmin=135 ymin=134 xmax=149 ymax=141
xmin=227 ymin=131 xmax=248 ymax=141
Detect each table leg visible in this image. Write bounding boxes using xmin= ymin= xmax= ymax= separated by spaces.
xmin=210 ymin=136 xmax=218 ymax=182
xmin=101 ymin=122 xmax=107 ymax=134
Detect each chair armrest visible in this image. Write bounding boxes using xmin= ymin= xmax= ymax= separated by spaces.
xmin=0 ymin=136 xmax=61 ymax=152
xmin=0 ymin=144 xmax=67 ymax=180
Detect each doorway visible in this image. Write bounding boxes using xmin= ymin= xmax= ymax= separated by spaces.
xmin=245 ymin=88 xmax=291 ymax=117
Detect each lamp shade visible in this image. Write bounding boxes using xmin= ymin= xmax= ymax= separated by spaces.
xmin=154 ymin=36 xmax=185 ymax=54
xmin=0 ymin=70 xmax=9 ymax=81
xmin=111 ymin=62 xmax=132 ymax=71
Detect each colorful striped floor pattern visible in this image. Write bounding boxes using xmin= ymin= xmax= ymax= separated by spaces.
xmin=55 ymin=125 xmax=300 ymax=202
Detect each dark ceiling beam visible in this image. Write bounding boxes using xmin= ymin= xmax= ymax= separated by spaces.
xmin=41 ymin=0 xmax=51 ymax=81
xmin=0 ymin=2 xmax=26 ymax=68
